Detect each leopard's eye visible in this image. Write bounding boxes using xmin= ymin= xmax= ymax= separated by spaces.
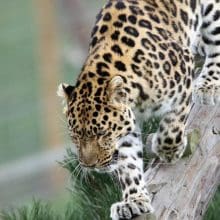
xmin=97 ymin=130 xmax=106 ymax=136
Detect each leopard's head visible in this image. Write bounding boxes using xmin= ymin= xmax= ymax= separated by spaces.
xmin=58 ymin=75 xmax=136 ymax=170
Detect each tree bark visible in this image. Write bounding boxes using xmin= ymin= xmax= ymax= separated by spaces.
xmin=135 ymin=104 xmax=220 ymax=220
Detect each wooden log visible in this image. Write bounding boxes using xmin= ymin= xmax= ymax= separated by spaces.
xmin=134 ymin=104 xmax=220 ymax=220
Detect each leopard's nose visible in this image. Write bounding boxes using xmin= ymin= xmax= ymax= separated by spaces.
xmin=79 ymin=145 xmax=98 ymax=168
xmin=79 ymin=155 xmax=98 ymax=168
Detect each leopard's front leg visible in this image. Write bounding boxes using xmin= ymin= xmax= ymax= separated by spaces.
xmin=111 ymin=132 xmax=154 ymax=220
xmin=152 ymin=93 xmax=192 ymax=164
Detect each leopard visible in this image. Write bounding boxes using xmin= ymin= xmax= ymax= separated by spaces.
xmin=57 ymin=0 xmax=220 ymax=219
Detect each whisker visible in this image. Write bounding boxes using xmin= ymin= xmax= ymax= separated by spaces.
xmin=80 ymin=167 xmax=86 ymax=186
xmin=58 ymin=115 xmax=67 ymax=125
xmin=60 ymin=158 xmax=78 ymax=168
xmin=75 ymin=165 xmax=83 ymax=181
xmin=85 ymin=169 xmax=90 ymax=185
xmin=70 ymin=163 xmax=81 ymax=184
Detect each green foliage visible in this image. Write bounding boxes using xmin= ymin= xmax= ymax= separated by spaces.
xmin=204 ymin=187 xmax=220 ymax=220
xmin=0 ymin=200 xmax=59 ymax=220
xmin=142 ymin=117 xmax=160 ymax=135
xmin=142 ymin=117 xmax=160 ymax=165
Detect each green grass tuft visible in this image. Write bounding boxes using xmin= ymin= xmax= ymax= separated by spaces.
xmin=59 ymin=148 xmax=121 ymax=220
xmin=0 ymin=200 xmax=59 ymax=220
xmin=204 ymin=186 xmax=220 ymax=220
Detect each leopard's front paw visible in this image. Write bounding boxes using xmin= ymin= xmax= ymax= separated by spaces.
xmin=193 ymin=83 xmax=220 ymax=105
xmin=152 ymin=134 xmax=187 ymax=164
xmin=110 ymin=198 xmax=154 ymax=220
xmin=155 ymin=143 xmax=186 ymax=164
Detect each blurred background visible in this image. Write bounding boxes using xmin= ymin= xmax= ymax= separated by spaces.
xmin=0 ymin=0 xmax=104 ymax=212
xmin=0 ymin=0 xmax=219 ymax=219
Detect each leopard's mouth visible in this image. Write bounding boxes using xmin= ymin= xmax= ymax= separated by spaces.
xmin=95 ymin=166 xmax=112 ymax=173
xmin=94 ymin=150 xmax=119 ymax=172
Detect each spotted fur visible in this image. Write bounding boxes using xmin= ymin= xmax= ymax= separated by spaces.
xmin=58 ymin=0 xmax=220 ymax=219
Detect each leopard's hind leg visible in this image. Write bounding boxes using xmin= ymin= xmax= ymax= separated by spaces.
xmin=193 ymin=0 xmax=220 ymax=105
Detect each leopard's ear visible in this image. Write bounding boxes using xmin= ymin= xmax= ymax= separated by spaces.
xmin=57 ymin=83 xmax=75 ymax=114
xmin=57 ymin=83 xmax=75 ymax=100
xmin=108 ymin=76 xmax=128 ymax=105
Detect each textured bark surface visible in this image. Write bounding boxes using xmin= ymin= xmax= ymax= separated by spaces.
xmin=134 ymin=104 xmax=220 ymax=220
